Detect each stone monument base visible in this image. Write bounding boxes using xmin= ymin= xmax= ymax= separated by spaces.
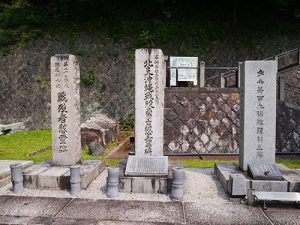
xmin=215 ymin=162 xmax=300 ymax=197
xmin=23 ymin=159 xmax=105 ymax=190
xmin=119 ymin=160 xmax=182 ymax=194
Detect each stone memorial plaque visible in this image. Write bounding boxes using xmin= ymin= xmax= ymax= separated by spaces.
xmin=51 ymin=54 xmax=81 ymax=166
xmin=248 ymin=163 xmax=284 ymax=181
xmin=135 ymin=49 xmax=166 ymax=156
xmin=170 ymin=57 xmax=198 ymax=86
xmin=239 ymin=61 xmax=277 ymax=171
xmin=125 ymin=156 xmax=168 ymax=176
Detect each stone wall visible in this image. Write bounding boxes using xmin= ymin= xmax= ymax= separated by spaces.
xmin=1 ymin=32 xmax=300 ymax=129
xmin=276 ymin=101 xmax=300 ymax=153
xmin=164 ymin=88 xmax=240 ymax=154
xmin=164 ymin=88 xmax=300 ymax=154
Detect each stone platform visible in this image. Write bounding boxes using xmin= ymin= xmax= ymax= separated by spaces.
xmin=23 ymin=160 xmax=105 ymax=190
xmin=119 ymin=160 xmax=182 ymax=194
xmin=0 ymin=160 xmax=33 ymax=188
xmin=215 ymin=162 xmax=300 ymax=197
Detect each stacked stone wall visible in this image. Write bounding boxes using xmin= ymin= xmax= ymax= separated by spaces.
xmin=164 ymin=87 xmax=300 ymax=154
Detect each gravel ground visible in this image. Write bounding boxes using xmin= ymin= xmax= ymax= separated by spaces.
xmin=0 ymin=168 xmax=230 ymax=204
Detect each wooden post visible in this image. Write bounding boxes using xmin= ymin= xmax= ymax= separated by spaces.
xmin=238 ymin=62 xmax=242 ymax=88
xmin=275 ymin=55 xmax=279 ymax=70
xmin=220 ymin=73 xmax=225 ymax=88
xmin=199 ymin=61 xmax=205 ymax=88
xmin=298 ymin=48 xmax=300 ymax=65
xmin=279 ymin=76 xmax=285 ymax=101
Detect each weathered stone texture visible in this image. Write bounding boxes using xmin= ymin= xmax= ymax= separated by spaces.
xmin=164 ymin=88 xmax=300 ymax=154
xmin=276 ymin=101 xmax=300 ymax=152
xmin=51 ymin=54 xmax=81 ymax=166
xmin=278 ymin=65 xmax=300 ymax=106
xmin=164 ymin=88 xmax=240 ymax=154
xmin=81 ymin=114 xmax=119 ymax=149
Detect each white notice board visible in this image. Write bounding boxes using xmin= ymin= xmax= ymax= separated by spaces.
xmin=169 ymin=57 xmax=198 ymax=86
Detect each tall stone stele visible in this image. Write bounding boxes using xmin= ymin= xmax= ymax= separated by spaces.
xmin=51 ymin=54 xmax=81 ymax=166
xmin=135 ymin=49 xmax=166 ymax=156
xmin=125 ymin=49 xmax=167 ymax=176
xmin=239 ymin=61 xmax=277 ymax=171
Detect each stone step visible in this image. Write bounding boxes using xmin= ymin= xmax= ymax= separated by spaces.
xmin=0 ymin=160 xmax=33 ymax=187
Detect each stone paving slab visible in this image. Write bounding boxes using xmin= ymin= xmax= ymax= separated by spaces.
xmin=262 ymin=203 xmax=300 ymax=225
xmin=0 ymin=216 xmax=177 ymax=225
xmin=184 ymin=202 xmax=272 ymax=225
xmin=56 ymin=198 xmax=185 ymax=224
xmin=264 ymin=210 xmax=300 ymax=225
xmin=0 ymin=196 xmax=72 ymax=218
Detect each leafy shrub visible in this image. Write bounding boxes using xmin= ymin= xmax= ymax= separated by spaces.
xmin=138 ymin=30 xmax=155 ymax=48
xmin=119 ymin=118 xmax=134 ymax=130
xmin=81 ymin=70 xmax=95 ymax=86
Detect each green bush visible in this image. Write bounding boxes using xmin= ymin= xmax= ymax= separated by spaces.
xmin=138 ymin=30 xmax=155 ymax=48
xmin=0 ymin=1 xmax=44 ymax=49
xmin=81 ymin=70 xmax=95 ymax=86
xmin=119 ymin=118 xmax=134 ymax=130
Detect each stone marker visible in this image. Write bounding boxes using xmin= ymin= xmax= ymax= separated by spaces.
xmin=228 ymin=174 xmax=246 ymax=196
xmin=125 ymin=49 xmax=167 ymax=177
xmin=51 ymin=54 xmax=81 ymax=166
xmin=134 ymin=49 xmax=166 ymax=156
xmin=239 ymin=61 xmax=277 ymax=171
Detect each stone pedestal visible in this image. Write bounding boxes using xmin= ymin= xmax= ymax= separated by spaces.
xmin=23 ymin=160 xmax=105 ymax=190
xmin=119 ymin=160 xmax=182 ymax=194
xmin=214 ymin=162 xmax=300 ymax=198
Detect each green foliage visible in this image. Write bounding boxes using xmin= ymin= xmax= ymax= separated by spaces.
xmin=119 ymin=118 xmax=134 ymax=130
xmin=180 ymin=160 xmax=238 ymax=168
xmin=138 ymin=30 xmax=155 ymax=48
xmin=0 ymin=0 xmax=43 ymax=49
xmin=76 ymin=47 xmax=85 ymax=56
xmin=81 ymin=69 xmax=95 ymax=86
xmin=1 ymin=47 xmax=10 ymax=56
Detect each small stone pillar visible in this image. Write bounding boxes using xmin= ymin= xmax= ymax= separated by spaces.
xmin=107 ymin=167 xmax=119 ymax=198
xmin=10 ymin=163 xmax=23 ymax=193
xmin=70 ymin=165 xmax=81 ymax=196
xmin=247 ymin=188 xmax=255 ymax=206
xmin=171 ymin=168 xmax=185 ymax=200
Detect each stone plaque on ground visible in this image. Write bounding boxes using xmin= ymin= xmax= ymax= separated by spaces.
xmin=51 ymin=54 xmax=81 ymax=166
xmin=135 ymin=49 xmax=166 ymax=156
xmin=248 ymin=162 xmax=284 ymax=180
xmin=125 ymin=156 xmax=168 ymax=176
xmin=239 ymin=61 xmax=277 ymax=171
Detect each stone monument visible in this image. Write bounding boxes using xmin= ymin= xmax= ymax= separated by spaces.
xmin=51 ymin=54 xmax=81 ymax=166
xmin=215 ymin=60 xmax=300 ymax=197
xmin=120 ymin=49 xmax=170 ymax=193
xmin=22 ymin=54 xmax=105 ymax=190
xmin=239 ymin=61 xmax=277 ymax=171
xmin=134 ymin=49 xmax=166 ymax=157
